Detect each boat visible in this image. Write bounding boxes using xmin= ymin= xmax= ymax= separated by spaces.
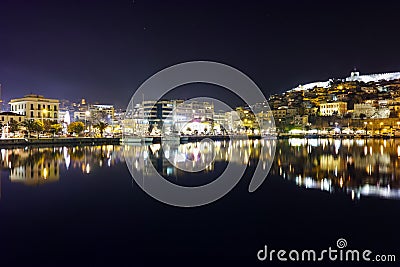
xmin=122 ymin=137 xmax=142 ymax=143
xmin=141 ymin=137 xmax=154 ymax=143
xmin=161 ymin=135 xmax=180 ymax=143
xmin=304 ymin=133 xmax=319 ymax=139
xmin=180 ymin=136 xmax=189 ymax=143
xmin=262 ymin=133 xmax=278 ymax=139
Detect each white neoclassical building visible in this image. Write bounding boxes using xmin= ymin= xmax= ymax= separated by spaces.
xmin=319 ymin=102 xmax=347 ymax=116
xmin=9 ymin=94 xmax=60 ymax=121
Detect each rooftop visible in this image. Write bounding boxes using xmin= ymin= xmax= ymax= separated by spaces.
xmin=9 ymin=94 xmax=59 ymax=103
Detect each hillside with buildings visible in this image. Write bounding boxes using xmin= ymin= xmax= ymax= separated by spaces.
xmin=3 ymin=70 xmax=400 ymax=138
xmin=267 ymin=70 xmax=400 ymax=134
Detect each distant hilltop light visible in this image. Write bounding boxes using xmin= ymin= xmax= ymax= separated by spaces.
xmin=290 ymin=71 xmax=400 ymax=92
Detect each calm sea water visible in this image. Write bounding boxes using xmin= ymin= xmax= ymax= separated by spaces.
xmin=0 ymin=139 xmax=398 ymax=266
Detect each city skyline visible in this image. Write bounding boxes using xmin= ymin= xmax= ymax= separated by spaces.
xmin=3 ymin=68 xmax=400 ymax=110
xmin=3 ymin=67 xmax=400 ymax=139
xmin=2 ymin=0 xmax=400 ymax=108
xmin=2 ymin=2 xmax=400 ymax=266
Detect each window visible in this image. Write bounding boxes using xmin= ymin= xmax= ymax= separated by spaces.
xmin=54 ymin=113 xmax=57 ymax=118
xmin=54 ymin=105 xmax=57 ymax=111
xmin=47 ymin=105 xmax=50 ymax=110
xmin=31 ymin=111 xmax=34 ymax=118
xmin=1 ymin=117 xmax=3 ymax=121
xmin=19 ymin=117 xmax=21 ymax=122
xmin=38 ymin=104 xmax=41 ymax=110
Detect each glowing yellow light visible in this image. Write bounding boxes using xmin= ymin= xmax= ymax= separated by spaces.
xmin=43 ymin=168 xmax=48 ymax=179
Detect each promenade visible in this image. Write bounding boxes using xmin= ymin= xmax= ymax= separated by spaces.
xmin=0 ymin=137 xmax=121 ymax=147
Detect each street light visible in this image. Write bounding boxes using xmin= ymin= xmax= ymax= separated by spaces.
xmin=85 ymin=111 xmax=90 ymax=135
xmin=396 ymin=122 xmax=400 ymax=138
xmin=369 ymin=122 xmax=373 ymax=137
xmin=364 ymin=121 xmax=367 ymax=135
xmin=42 ymin=109 xmax=47 ymax=123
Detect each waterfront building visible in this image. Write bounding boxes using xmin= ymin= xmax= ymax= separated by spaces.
xmin=172 ymin=100 xmax=214 ymax=133
xmin=371 ymin=108 xmax=390 ymax=119
xmin=9 ymin=94 xmax=59 ymax=121
xmin=143 ymin=100 xmax=174 ymax=128
xmin=0 ymin=111 xmax=25 ymax=124
xmin=235 ymin=107 xmax=258 ymax=133
xmin=212 ymin=111 xmax=227 ymax=133
xmin=353 ymin=103 xmax=376 ymax=118
xmin=89 ymin=104 xmax=114 ymax=120
xmin=319 ymin=102 xmax=347 ymax=116
xmin=58 ymin=110 xmax=71 ymax=124
xmin=293 ymin=115 xmax=308 ymax=126
xmin=304 ymin=107 xmax=318 ymax=116
xmin=124 ymin=99 xmax=215 ymax=135
xmin=286 ymin=108 xmax=298 ymax=118
xmin=271 ymin=108 xmax=287 ymax=119
xmin=73 ymin=111 xmax=90 ymax=122
xmin=255 ymin=111 xmax=275 ymax=135
xmin=224 ymin=111 xmax=241 ymax=133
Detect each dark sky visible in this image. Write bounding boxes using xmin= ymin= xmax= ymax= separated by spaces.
xmin=1 ymin=0 xmax=400 ymax=108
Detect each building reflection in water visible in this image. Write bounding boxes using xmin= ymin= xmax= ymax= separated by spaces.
xmin=126 ymin=138 xmax=400 ymax=201
xmin=0 ymin=145 xmax=125 ymax=198
xmin=2 ymin=138 xmax=400 ymax=201
xmin=123 ymin=139 xmax=276 ymax=182
xmin=271 ymin=138 xmax=400 ymax=200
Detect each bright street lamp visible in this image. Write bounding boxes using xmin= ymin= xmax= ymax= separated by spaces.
xmin=364 ymin=121 xmax=367 ymax=135
xmin=42 ymin=109 xmax=48 ymax=123
xmin=85 ymin=111 xmax=91 ymax=134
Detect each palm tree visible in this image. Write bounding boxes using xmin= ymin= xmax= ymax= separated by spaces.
xmin=21 ymin=120 xmax=35 ymax=138
xmin=94 ymin=121 xmax=108 ymax=137
xmin=9 ymin=120 xmax=20 ymax=133
xmin=21 ymin=120 xmax=43 ymax=138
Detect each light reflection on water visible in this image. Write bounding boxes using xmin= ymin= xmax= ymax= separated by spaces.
xmin=0 ymin=145 xmax=124 ymax=187
xmin=1 ymin=138 xmax=400 ymax=200
xmin=272 ymin=138 xmax=400 ymax=200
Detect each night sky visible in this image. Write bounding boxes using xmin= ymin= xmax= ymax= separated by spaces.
xmin=1 ymin=0 xmax=400 ymax=108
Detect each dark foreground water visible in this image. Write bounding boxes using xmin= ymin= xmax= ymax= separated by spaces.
xmin=0 ymin=139 xmax=399 ymax=266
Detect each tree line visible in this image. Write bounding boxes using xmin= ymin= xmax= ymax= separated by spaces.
xmin=1 ymin=120 xmax=109 ymax=137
